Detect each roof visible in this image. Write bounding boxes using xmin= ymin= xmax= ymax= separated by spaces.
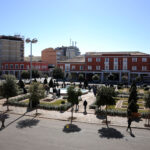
xmin=58 ymin=55 xmax=85 ymax=63
xmin=24 ymin=56 xmax=41 ymax=62
xmin=0 ymin=35 xmax=24 ymax=41
xmin=85 ymin=51 xmax=149 ymax=56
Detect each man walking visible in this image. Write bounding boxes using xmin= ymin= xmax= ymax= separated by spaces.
xmin=83 ymin=100 xmax=88 ymax=113
xmin=126 ymin=116 xmax=132 ymax=133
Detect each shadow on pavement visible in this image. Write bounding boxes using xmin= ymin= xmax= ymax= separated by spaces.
xmin=96 ymin=115 xmax=106 ymax=120
xmin=63 ymin=124 xmax=81 ymax=133
xmin=98 ymin=127 xmax=124 ymax=139
xmin=16 ymin=117 xmax=40 ymax=129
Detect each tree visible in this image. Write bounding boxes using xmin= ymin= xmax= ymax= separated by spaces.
xmin=49 ymin=78 xmax=54 ymax=88
xmin=32 ymin=69 xmax=41 ymax=79
xmin=29 ymin=82 xmax=45 ymax=114
xmin=92 ymin=74 xmax=100 ymax=82
xmin=96 ymin=86 xmax=116 ymax=127
xmin=67 ymin=86 xmax=80 ymax=124
xmin=18 ymin=79 xmax=25 ymax=89
xmin=84 ymin=79 xmax=88 ymax=89
xmin=78 ymin=74 xmax=84 ymax=82
xmin=43 ymin=78 xmax=48 ymax=84
xmin=128 ymin=82 xmax=138 ymax=114
xmin=1 ymin=75 xmax=18 ymax=111
xmin=21 ymin=71 xmax=30 ymax=80
xmin=52 ymin=67 xmax=64 ymax=80
xmin=144 ymin=92 xmax=150 ymax=126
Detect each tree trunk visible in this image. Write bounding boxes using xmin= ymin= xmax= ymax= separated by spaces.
xmin=71 ymin=106 xmax=74 ymax=124
xmin=106 ymin=105 xmax=108 ymax=127
xmin=7 ymin=98 xmax=9 ymax=111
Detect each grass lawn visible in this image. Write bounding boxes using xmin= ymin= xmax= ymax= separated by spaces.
xmin=22 ymin=99 xmax=67 ymax=106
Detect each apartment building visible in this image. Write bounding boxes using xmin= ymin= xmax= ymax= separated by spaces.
xmin=57 ymin=51 xmax=150 ymax=83
xmin=1 ymin=62 xmax=49 ymax=79
xmin=0 ymin=35 xmax=24 ymax=69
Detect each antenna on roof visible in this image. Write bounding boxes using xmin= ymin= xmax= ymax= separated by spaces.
xmin=75 ymin=41 xmax=77 ymax=47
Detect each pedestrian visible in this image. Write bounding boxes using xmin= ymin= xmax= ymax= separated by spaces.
xmin=126 ymin=116 xmax=132 ymax=133
xmin=83 ymin=100 xmax=88 ymax=113
xmin=0 ymin=114 xmax=5 ymax=129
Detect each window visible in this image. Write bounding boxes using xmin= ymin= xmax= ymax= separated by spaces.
xmin=10 ymin=64 xmax=13 ymax=69
xmin=142 ymin=66 xmax=147 ymax=71
xmin=105 ymin=58 xmax=109 ymax=63
xmin=80 ymin=66 xmax=84 ymax=70
xmin=114 ymin=65 xmax=118 ymax=70
xmin=96 ymin=66 xmax=100 ymax=70
xmin=123 ymin=58 xmax=127 ymax=63
xmin=88 ymin=58 xmax=92 ymax=62
xmin=105 ymin=64 xmax=109 ymax=70
xmin=20 ymin=64 xmax=24 ymax=69
xmin=72 ymin=65 xmax=75 ymax=70
xmin=123 ymin=65 xmax=127 ymax=70
xmin=132 ymin=66 xmax=137 ymax=71
xmin=114 ymin=58 xmax=118 ymax=63
xmin=132 ymin=58 xmax=137 ymax=62
xmin=142 ymin=58 xmax=147 ymax=62
xmin=60 ymin=66 xmax=63 ymax=70
xmin=96 ymin=58 xmax=100 ymax=62
xmin=5 ymin=64 xmax=8 ymax=69
xmin=15 ymin=64 xmax=19 ymax=69
xmin=88 ymin=66 xmax=92 ymax=70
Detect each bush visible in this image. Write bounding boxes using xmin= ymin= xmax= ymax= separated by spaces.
xmin=61 ymin=100 xmax=65 ymax=104
xmin=95 ymin=108 xmax=127 ymax=117
xmin=144 ymin=87 xmax=149 ymax=91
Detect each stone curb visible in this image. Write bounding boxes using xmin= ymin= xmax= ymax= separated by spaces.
xmin=3 ymin=111 xmax=150 ymax=131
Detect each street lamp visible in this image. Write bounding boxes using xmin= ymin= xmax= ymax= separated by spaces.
xmin=26 ymin=38 xmax=38 ymax=82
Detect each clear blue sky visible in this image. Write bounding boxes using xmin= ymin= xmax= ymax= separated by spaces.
xmin=0 ymin=0 xmax=150 ymax=56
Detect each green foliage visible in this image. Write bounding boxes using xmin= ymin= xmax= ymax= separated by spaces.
xmin=78 ymin=74 xmax=84 ymax=82
xmin=128 ymin=82 xmax=138 ymax=103
xmin=21 ymin=71 xmax=30 ymax=79
xmin=67 ymin=86 xmax=78 ymax=105
xmin=144 ymin=92 xmax=150 ymax=109
xmin=43 ymin=78 xmax=48 ymax=84
xmin=96 ymin=86 xmax=116 ymax=107
xmin=52 ymin=67 xmax=64 ymax=79
xmin=49 ymin=79 xmax=54 ymax=88
xmin=18 ymin=79 xmax=25 ymax=89
xmin=32 ymin=69 xmax=41 ymax=78
xmin=29 ymin=82 xmax=45 ymax=108
xmin=92 ymin=74 xmax=99 ymax=81
xmin=1 ymin=75 xmax=18 ymax=99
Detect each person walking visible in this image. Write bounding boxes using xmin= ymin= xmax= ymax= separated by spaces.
xmin=0 ymin=114 xmax=5 ymax=129
xmin=83 ymin=100 xmax=88 ymax=113
xmin=126 ymin=116 xmax=132 ymax=133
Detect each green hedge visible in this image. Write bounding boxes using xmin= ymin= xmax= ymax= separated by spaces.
xmin=7 ymin=94 xmax=72 ymax=111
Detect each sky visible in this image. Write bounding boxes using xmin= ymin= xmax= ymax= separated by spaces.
xmin=0 ymin=0 xmax=150 ymax=56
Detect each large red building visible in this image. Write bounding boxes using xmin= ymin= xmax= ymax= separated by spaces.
xmin=57 ymin=51 xmax=150 ymax=83
xmin=1 ymin=61 xmax=49 ymax=79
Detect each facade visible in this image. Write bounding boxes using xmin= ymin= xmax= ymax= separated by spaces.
xmin=1 ymin=61 xmax=49 ymax=79
xmin=41 ymin=48 xmax=57 ymax=66
xmin=58 ymin=51 xmax=150 ymax=83
xmin=55 ymin=46 xmax=80 ymax=61
xmin=0 ymin=35 xmax=24 ymax=69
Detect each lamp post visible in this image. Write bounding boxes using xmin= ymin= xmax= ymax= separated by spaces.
xmin=26 ymin=38 xmax=38 ymax=82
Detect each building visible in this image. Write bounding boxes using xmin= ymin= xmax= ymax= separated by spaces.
xmin=1 ymin=61 xmax=49 ymax=79
xmin=25 ymin=56 xmax=41 ymax=62
xmin=0 ymin=35 xmax=24 ymax=69
xmin=55 ymin=46 xmax=80 ymax=61
xmin=41 ymin=48 xmax=57 ymax=66
xmin=57 ymin=51 xmax=150 ymax=83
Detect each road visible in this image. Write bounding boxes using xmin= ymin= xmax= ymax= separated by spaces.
xmin=0 ymin=113 xmax=150 ymax=150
